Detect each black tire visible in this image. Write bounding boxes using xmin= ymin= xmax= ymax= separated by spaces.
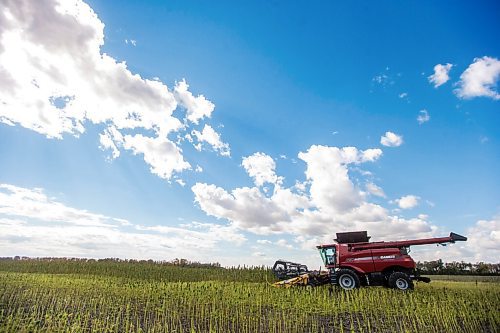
xmin=337 ymin=269 xmax=361 ymax=290
xmin=388 ymin=272 xmax=414 ymax=291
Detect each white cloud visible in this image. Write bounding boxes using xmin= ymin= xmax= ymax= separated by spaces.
xmin=193 ymin=144 xmax=438 ymax=244
xmin=293 ymin=181 xmax=308 ymax=193
xmin=417 ymin=109 xmax=430 ymax=125
xmin=366 ymin=183 xmax=386 ymax=198
xmin=0 ymin=184 xmax=125 ymax=227
xmin=192 ymin=183 xmax=294 ymax=235
xmin=0 ymin=222 xmax=244 ymax=263
xmin=0 ymin=183 xmax=246 ymax=264
xmin=125 ymin=39 xmax=137 ymax=46
xmin=412 ymin=216 xmax=499 ymax=263
xmin=0 ymin=0 xmax=222 ymax=180
xmin=361 ymin=148 xmax=384 ymax=162
xmin=398 ymin=92 xmax=408 ymax=99
xmin=191 ymin=124 xmax=230 ymax=157
xmin=0 ymin=0 xmax=181 ymax=138
xmin=428 ymin=63 xmax=453 ymax=88
xmin=174 ymin=79 xmax=215 ymax=124
xmin=462 ymin=217 xmax=499 ymax=262
xmin=175 ymin=179 xmax=186 ymax=187
xmin=256 ymin=239 xmax=272 ymax=245
xmin=380 ymin=131 xmax=403 ymax=147
xmin=395 ymin=195 xmax=420 ymax=209
xmin=242 ymin=152 xmax=281 ymax=187
xmin=137 ymin=221 xmax=246 ymax=247
xmin=0 ymin=218 xmax=27 ymax=226
xmin=276 ymin=239 xmax=293 ymax=249
xmin=372 ymin=74 xmax=392 ymax=87
xmin=98 ymin=125 xmax=123 ymax=159
xmin=298 ymin=146 xmax=382 ymax=214
xmin=455 ymin=56 xmax=500 ymax=100
xmin=122 ymin=134 xmax=191 ymax=180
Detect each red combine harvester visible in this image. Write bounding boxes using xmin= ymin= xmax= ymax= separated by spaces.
xmin=273 ymin=231 xmax=467 ymax=290
xmin=317 ymin=231 xmax=467 ymax=290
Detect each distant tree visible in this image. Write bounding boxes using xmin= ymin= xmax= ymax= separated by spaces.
xmin=473 ymin=262 xmax=491 ymax=274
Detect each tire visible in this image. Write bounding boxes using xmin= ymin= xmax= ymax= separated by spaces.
xmin=337 ymin=269 xmax=361 ymax=290
xmin=388 ymin=272 xmax=414 ymax=291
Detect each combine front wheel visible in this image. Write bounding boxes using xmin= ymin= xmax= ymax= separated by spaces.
xmin=337 ymin=269 xmax=360 ymax=290
xmin=388 ymin=272 xmax=414 ymax=291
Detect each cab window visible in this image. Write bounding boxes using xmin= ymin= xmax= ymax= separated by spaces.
xmin=319 ymin=247 xmax=336 ymax=265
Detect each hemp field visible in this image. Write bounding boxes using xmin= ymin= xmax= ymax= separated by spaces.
xmin=0 ymin=259 xmax=498 ymax=332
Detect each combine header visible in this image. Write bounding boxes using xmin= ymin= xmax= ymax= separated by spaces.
xmin=271 ymin=260 xmax=329 ymax=287
xmin=273 ymin=231 xmax=467 ymax=290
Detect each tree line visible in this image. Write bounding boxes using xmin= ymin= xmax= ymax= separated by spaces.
xmin=416 ymin=260 xmax=499 ymax=275
xmin=1 ymin=256 xmax=222 ymax=268
xmin=2 ymin=257 xmax=499 ymax=275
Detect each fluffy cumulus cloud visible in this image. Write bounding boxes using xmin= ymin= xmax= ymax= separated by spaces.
xmin=395 ymin=195 xmax=420 ymax=209
xmin=191 ymin=183 xmax=297 ymax=234
xmin=122 ymin=134 xmax=191 ymax=179
xmin=191 ymin=124 xmax=230 ymax=157
xmin=380 ymin=131 xmax=403 ymax=147
xmin=192 ymin=144 xmax=439 ymax=244
xmin=0 ymin=0 xmax=228 ymax=180
xmin=298 ymin=146 xmax=382 ymax=214
xmin=242 ymin=152 xmax=281 ymax=187
xmin=0 ymin=183 xmax=245 ymax=263
xmin=428 ymin=63 xmax=453 ymax=88
xmin=417 ymin=109 xmax=430 ymax=125
xmin=463 ymin=217 xmax=500 ymax=262
xmin=455 ymin=56 xmax=500 ymax=100
xmin=174 ymin=79 xmax=215 ymax=124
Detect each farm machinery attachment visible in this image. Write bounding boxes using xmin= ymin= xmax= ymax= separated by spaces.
xmin=271 ymin=260 xmax=330 ymax=287
xmin=273 ymin=231 xmax=467 ymax=291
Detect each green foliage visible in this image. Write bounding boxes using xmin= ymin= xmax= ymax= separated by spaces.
xmin=0 ymin=259 xmax=499 ymax=332
xmin=416 ymin=260 xmax=500 ymax=275
xmin=0 ymin=257 xmax=273 ymax=283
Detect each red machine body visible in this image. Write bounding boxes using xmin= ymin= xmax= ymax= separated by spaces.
xmin=316 ymin=231 xmax=467 ymax=290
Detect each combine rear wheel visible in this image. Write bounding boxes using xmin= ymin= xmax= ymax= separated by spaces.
xmin=337 ymin=269 xmax=360 ymax=290
xmin=388 ymin=272 xmax=414 ymax=291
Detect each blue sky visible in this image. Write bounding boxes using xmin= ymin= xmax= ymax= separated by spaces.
xmin=0 ymin=0 xmax=498 ymax=266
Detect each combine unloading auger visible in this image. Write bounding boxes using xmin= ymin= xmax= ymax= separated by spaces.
xmin=273 ymin=231 xmax=467 ymax=290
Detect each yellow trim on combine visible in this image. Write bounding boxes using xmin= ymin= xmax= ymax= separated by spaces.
xmin=272 ymin=273 xmax=310 ymax=288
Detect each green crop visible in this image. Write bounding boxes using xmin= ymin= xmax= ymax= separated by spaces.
xmin=0 ymin=259 xmax=498 ymax=332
